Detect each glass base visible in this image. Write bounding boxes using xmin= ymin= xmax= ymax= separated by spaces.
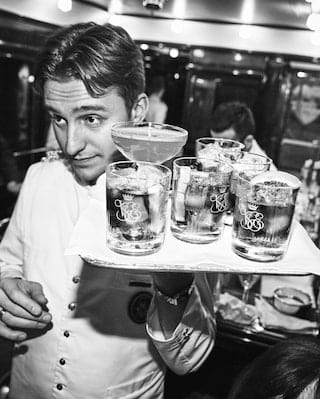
xmin=232 ymin=240 xmax=285 ymax=262
xmin=107 ymin=235 xmax=164 ymax=256
xmin=171 ymin=230 xmax=221 ymax=244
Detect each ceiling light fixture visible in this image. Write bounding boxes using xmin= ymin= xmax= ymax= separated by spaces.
xmin=241 ymin=0 xmax=254 ymax=24
xmin=140 ymin=44 xmax=149 ymax=51
xmin=58 ymin=0 xmax=72 ymax=12
xmin=169 ymin=48 xmax=179 ymax=58
xmin=312 ymin=0 xmax=320 ymax=13
xmin=142 ymin=0 xmax=166 ymax=11
xmin=306 ymin=12 xmax=320 ymax=30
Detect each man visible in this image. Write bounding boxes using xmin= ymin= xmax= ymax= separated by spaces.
xmin=209 ymin=101 xmax=269 ymax=158
xmin=0 ymin=23 xmax=216 ymax=399
xmin=145 ymin=75 xmax=168 ymax=123
xmin=209 ymin=101 xmax=313 ymax=304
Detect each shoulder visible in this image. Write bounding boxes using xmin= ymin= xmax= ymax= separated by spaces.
xmin=24 ymin=159 xmax=73 ymax=186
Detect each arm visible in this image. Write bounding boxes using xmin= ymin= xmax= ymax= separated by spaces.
xmin=151 ymin=272 xmax=194 ymax=336
xmin=147 ymin=272 xmax=217 ymax=375
xmin=0 ymin=169 xmax=52 ymax=341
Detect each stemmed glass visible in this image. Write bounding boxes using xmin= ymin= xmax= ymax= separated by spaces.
xmin=111 ymin=121 xmax=188 ymax=164
xmin=238 ymin=273 xmax=260 ymax=312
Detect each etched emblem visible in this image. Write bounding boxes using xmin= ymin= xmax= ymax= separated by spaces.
xmin=114 ymin=194 xmax=142 ymax=223
xmin=239 ymin=202 xmax=264 ymax=232
xmin=210 ymin=189 xmax=229 ymax=213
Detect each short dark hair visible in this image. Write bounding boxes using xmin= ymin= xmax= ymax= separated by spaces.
xmin=34 ymin=22 xmax=145 ymax=114
xmin=148 ymin=75 xmax=165 ymax=95
xmin=209 ymin=101 xmax=255 ymax=142
xmin=228 ymin=336 xmax=320 ymax=399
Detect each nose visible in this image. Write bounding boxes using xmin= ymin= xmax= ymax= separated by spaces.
xmin=65 ymin=124 xmax=85 ymax=158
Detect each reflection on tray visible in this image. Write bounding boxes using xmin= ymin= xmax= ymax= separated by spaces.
xmin=216 ymin=291 xmax=319 ymax=336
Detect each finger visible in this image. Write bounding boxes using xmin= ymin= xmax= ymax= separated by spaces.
xmin=0 ymin=290 xmax=50 ymax=322
xmin=6 ymin=282 xmax=45 ymax=316
xmin=0 ymin=320 xmax=27 ymax=342
xmin=28 ymin=282 xmax=48 ymax=305
xmin=2 ymin=311 xmax=49 ymax=330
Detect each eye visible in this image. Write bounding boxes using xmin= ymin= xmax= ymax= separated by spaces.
xmin=51 ymin=114 xmax=66 ymax=126
xmin=85 ymin=115 xmax=101 ymax=126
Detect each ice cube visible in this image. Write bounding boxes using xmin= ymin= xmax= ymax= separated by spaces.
xmin=176 ymin=166 xmax=191 ymax=194
xmin=264 ymin=208 xmax=293 ymax=236
xmin=174 ymin=192 xmax=187 ymax=222
xmin=197 ymin=145 xmax=221 ymax=164
xmin=251 ymin=171 xmax=301 ymax=189
xmin=185 ymin=183 xmax=208 ymax=209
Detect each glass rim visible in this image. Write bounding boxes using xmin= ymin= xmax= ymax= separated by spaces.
xmin=195 ymin=137 xmax=245 ymax=149
xmin=106 ymin=160 xmax=172 ymax=177
xmin=173 ymin=156 xmax=234 ymax=173
xmin=237 ymin=170 xmax=301 ymax=190
xmin=236 ymin=152 xmax=272 ymax=165
xmin=110 ymin=121 xmax=188 ymax=136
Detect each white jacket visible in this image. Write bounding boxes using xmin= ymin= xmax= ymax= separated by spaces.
xmin=0 ymin=159 xmax=216 ymax=399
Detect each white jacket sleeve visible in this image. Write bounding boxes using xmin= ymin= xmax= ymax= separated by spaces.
xmin=0 ymin=165 xmax=37 ymax=279
xmin=146 ymin=272 xmax=217 ymax=375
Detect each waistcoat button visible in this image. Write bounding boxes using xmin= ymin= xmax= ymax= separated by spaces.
xmin=68 ymin=302 xmax=76 ymax=311
xmin=72 ymin=276 xmax=80 ymax=284
xmin=56 ymin=384 xmax=63 ymax=390
xmin=63 ymin=330 xmax=70 ymax=337
xmin=59 ymin=358 xmax=66 ymax=365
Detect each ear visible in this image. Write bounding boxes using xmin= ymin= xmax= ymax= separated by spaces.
xmin=130 ymin=93 xmax=148 ymax=123
xmin=243 ymin=135 xmax=253 ymax=151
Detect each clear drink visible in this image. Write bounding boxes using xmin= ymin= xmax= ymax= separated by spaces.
xmin=111 ymin=122 xmax=188 ymax=163
xmin=230 ymin=152 xmax=272 ymax=209
xmin=171 ymin=157 xmax=233 ymax=243
xmin=106 ymin=161 xmax=171 ymax=255
xmin=232 ymin=171 xmax=301 ymax=261
xmin=195 ymin=137 xmax=245 ymax=163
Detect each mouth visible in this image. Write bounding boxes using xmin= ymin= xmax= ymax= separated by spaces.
xmin=70 ymin=155 xmax=97 ymax=166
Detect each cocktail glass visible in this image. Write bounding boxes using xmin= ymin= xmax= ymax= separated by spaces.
xmin=111 ymin=121 xmax=188 ymax=164
xmin=195 ymin=137 xmax=245 ymax=163
xmin=106 ymin=161 xmax=171 ymax=256
xmin=171 ymin=157 xmax=233 ymax=243
xmin=239 ymin=274 xmax=260 ymax=306
xmin=238 ymin=274 xmax=260 ymax=317
xmin=232 ymin=170 xmax=301 ymax=262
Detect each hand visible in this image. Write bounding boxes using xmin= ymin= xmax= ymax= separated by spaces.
xmin=151 ymin=272 xmax=194 ymax=297
xmin=0 ymin=278 xmax=52 ymax=341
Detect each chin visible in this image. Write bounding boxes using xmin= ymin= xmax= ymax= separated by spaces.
xmin=72 ymin=168 xmax=103 ymax=186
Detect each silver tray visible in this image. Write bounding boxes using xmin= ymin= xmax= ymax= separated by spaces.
xmin=66 ymin=199 xmax=320 ymax=275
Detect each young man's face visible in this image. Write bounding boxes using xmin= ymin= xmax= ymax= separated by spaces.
xmin=210 ymin=127 xmax=238 ymax=141
xmin=44 ymin=79 xmax=144 ymax=185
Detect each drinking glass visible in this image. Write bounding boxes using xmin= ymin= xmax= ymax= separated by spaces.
xmin=171 ymin=157 xmax=233 ymax=243
xmin=238 ymin=274 xmax=260 ymax=311
xmin=111 ymin=121 xmax=188 ymax=164
xmin=195 ymin=137 xmax=245 ymax=163
xmin=106 ymin=161 xmax=171 ymax=255
xmin=232 ymin=170 xmax=301 ymax=261
xmin=230 ymin=152 xmax=272 ymax=211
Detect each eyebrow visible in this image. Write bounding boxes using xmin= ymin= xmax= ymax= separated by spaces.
xmin=46 ymin=104 xmax=109 ymax=114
